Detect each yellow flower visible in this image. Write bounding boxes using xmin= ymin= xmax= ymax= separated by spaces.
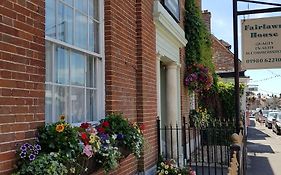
xmin=59 ymin=115 xmax=66 ymax=121
xmin=165 ymin=171 xmax=168 ymax=174
xmin=165 ymin=165 xmax=169 ymax=169
xmin=56 ymin=124 xmax=65 ymax=132
xmin=89 ymin=134 xmax=96 ymax=144
xmin=160 ymin=162 xmax=165 ymax=166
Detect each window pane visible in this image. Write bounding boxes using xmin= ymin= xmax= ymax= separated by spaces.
xmin=45 ymin=84 xmax=53 ymax=124
xmin=58 ymin=2 xmax=73 ymax=44
xmin=86 ymin=89 xmax=97 ymax=121
xmin=45 ymin=42 xmax=52 ymax=82
xmin=75 ymin=12 xmax=88 ymax=49
xmin=89 ymin=0 xmax=99 ymax=20
xmin=71 ymin=87 xmax=85 ymax=123
xmin=70 ymin=51 xmax=85 ymax=86
xmin=89 ymin=20 xmax=99 ymax=53
xmin=62 ymin=0 xmax=73 ymax=6
xmin=55 ymin=47 xmax=69 ymax=84
xmin=46 ymin=0 xmax=56 ymax=38
xmin=55 ymin=86 xmax=69 ymax=122
xmin=86 ymin=56 xmax=93 ymax=87
xmin=75 ymin=0 xmax=88 ymax=14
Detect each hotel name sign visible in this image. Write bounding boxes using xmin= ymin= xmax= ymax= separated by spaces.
xmin=242 ymin=16 xmax=281 ymax=69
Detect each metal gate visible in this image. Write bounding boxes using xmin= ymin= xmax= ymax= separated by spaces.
xmin=157 ymin=117 xmax=236 ymax=175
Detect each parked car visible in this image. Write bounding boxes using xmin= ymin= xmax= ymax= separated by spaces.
xmin=265 ymin=112 xmax=279 ymax=128
xmin=272 ymin=113 xmax=281 ymax=135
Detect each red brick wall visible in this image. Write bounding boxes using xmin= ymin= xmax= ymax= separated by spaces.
xmin=179 ymin=0 xmax=190 ymax=121
xmin=0 ymin=0 xmax=45 ymax=174
xmin=103 ymin=0 xmax=157 ymax=174
xmin=211 ymin=35 xmax=235 ymax=72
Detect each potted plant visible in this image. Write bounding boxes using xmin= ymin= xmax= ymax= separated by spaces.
xmin=184 ymin=64 xmax=213 ymax=92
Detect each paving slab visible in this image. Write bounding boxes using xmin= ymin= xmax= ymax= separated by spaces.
xmin=246 ymin=119 xmax=281 ymax=175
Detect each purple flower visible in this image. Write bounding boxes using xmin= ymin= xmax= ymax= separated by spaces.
xmin=117 ymin=134 xmax=124 ymax=140
xmin=34 ymin=144 xmax=41 ymax=151
xmin=28 ymin=145 xmax=34 ymax=150
xmin=20 ymin=151 xmax=26 ymax=158
xmin=34 ymin=150 xmax=39 ymax=155
xmin=29 ymin=154 xmax=36 ymax=161
xmin=100 ymin=133 xmax=109 ymax=141
xmin=20 ymin=145 xmax=27 ymax=151
xmin=24 ymin=143 xmax=30 ymax=147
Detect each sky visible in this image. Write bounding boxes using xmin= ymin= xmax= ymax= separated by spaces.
xmin=202 ymin=0 xmax=281 ymax=96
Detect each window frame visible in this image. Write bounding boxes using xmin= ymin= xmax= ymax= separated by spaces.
xmin=161 ymin=0 xmax=180 ymax=22
xmin=45 ymin=0 xmax=105 ymax=124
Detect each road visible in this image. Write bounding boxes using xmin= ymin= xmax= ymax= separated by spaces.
xmin=246 ymin=119 xmax=281 ymax=175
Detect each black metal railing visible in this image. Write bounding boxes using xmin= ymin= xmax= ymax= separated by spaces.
xmin=157 ymin=117 xmax=236 ymax=175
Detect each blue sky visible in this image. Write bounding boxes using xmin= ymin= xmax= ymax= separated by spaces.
xmin=202 ymin=0 xmax=281 ymax=95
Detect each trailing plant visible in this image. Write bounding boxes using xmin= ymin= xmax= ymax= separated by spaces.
xmin=189 ymin=107 xmax=212 ymax=128
xmin=184 ymin=63 xmax=213 ymax=92
xmin=184 ymin=0 xmax=214 ymax=73
xmin=199 ymin=81 xmax=245 ymax=120
xmin=13 ymin=114 xmax=145 ymax=174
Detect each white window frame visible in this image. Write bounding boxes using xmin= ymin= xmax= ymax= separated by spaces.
xmin=45 ymin=0 xmax=105 ymax=124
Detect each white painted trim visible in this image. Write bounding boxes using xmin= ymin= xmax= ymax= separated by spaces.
xmin=156 ymin=55 xmax=161 ymax=119
xmin=98 ymin=0 xmax=105 ymax=119
xmin=153 ymin=0 xmax=187 ymax=47
xmin=45 ymin=36 xmax=102 ymax=58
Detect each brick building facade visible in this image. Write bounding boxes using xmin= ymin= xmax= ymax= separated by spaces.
xmin=0 ymin=0 xmax=193 ymax=174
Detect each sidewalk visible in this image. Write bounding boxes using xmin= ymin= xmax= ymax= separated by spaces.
xmin=246 ymin=119 xmax=281 ymax=175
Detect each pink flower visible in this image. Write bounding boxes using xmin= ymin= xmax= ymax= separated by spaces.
xmin=83 ymin=145 xmax=93 ymax=158
xmin=189 ymin=169 xmax=196 ymax=175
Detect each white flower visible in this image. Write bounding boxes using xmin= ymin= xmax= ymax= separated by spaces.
xmin=70 ymin=167 xmax=75 ymax=173
xmin=112 ymin=134 xmax=117 ymax=140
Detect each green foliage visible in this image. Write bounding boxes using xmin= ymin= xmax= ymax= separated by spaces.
xmin=13 ymin=153 xmax=68 ymax=175
xmin=37 ymin=119 xmax=81 ymax=158
xmin=156 ymin=156 xmax=196 ymax=175
xmin=199 ymin=81 xmax=246 ymax=120
xmin=189 ymin=107 xmax=212 ymax=128
xmin=14 ymin=114 xmax=145 ymax=174
xmin=184 ymin=0 xmax=214 ymax=74
xmin=98 ymin=113 xmax=144 ymax=158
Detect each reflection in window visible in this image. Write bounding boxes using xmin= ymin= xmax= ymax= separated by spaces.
xmin=75 ymin=0 xmax=88 ymax=14
xmin=45 ymin=42 xmax=52 ymax=82
xmin=70 ymin=52 xmax=85 ymax=86
xmin=58 ymin=2 xmax=73 ymax=44
xmin=55 ymin=47 xmax=69 ymax=84
xmin=45 ymin=0 xmax=100 ymax=51
xmin=45 ymin=42 xmax=98 ymax=123
xmin=86 ymin=89 xmax=96 ymax=121
xmin=71 ymin=87 xmax=85 ymax=123
xmin=46 ymin=0 xmax=56 ymax=37
xmin=75 ymin=12 xmax=88 ymax=49
xmin=89 ymin=0 xmax=99 ymax=20
xmin=55 ymin=86 xmax=69 ymax=122
xmin=89 ymin=20 xmax=100 ymax=53
xmin=45 ymin=84 xmax=52 ymax=124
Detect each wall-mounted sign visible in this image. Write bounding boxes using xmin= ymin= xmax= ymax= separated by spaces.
xmin=163 ymin=0 xmax=180 ymax=22
xmin=242 ymin=16 xmax=281 ymax=69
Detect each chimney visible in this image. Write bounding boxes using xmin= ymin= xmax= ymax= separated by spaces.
xmin=202 ymin=10 xmax=211 ymax=32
